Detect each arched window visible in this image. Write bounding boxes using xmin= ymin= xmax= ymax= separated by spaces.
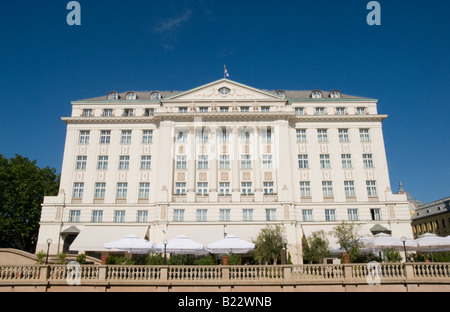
xmin=275 ymin=90 xmax=286 ymax=98
xmin=329 ymin=90 xmax=341 ymax=99
xmin=311 ymin=90 xmax=323 ymax=99
xmin=126 ymin=92 xmax=137 ymax=100
xmin=151 ymin=92 xmax=161 ymax=100
xmin=107 ymin=92 xmax=119 ymax=101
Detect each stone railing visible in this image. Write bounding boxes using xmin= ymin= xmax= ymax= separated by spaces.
xmin=0 ymin=263 xmax=449 ymax=287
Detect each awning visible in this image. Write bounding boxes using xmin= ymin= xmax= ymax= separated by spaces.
xmin=69 ymin=225 xmax=149 ymax=252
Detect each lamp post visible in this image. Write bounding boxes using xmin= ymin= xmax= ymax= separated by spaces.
xmin=163 ymin=239 xmax=168 ymax=265
xmin=46 ymin=238 xmax=53 ymax=264
xmin=401 ymin=236 xmax=407 ymax=262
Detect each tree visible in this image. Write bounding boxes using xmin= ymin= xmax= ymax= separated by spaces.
xmin=0 ymin=154 xmax=60 ymax=252
xmin=252 ymin=225 xmax=287 ymax=264
xmin=330 ymin=221 xmax=363 ymax=263
xmin=303 ymin=230 xmax=330 ymax=264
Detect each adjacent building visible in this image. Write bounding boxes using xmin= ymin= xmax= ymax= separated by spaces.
xmin=411 ymin=197 xmax=450 ymax=238
xmin=36 ymin=78 xmax=412 ymax=264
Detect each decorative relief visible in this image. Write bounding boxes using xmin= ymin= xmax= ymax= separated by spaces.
xmin=75 ymin=172 xmax=84 ymax=181
xmin=363 ymin=144 xmax=372 ymax=153
xmin=143 ymin=145 xmax=151 ymax=155
xmin=220 ymin=172 xmax=229 ymax=181
xmin=97 ymin=172 xmax=105 ymax=182
xmin=242 ymin=172 xmax=251 ymax=181
xmin=78 ymin=146 xmax=86 ymax=155
xmin=177 ymin=172 xmax=186 ymax=182
xmin=179 ymin=146 xmax=184 ymax=154
xmin=141 ymin=172 xmax=149 ymax=181
xmin=121 ymin=146 xmax=129 ymax=155
xmin=366 ymin=170 xmax=375 ymax=179
xmin=100 ymin=146 xmax=108 ymax=155
xmin=300 ymin=171 xmax=309 ymax=181
xmin=264 ymin=172 xmax=273 ymax=181
xmin=322 ymin=171 xmax=331 ymax=180
xmin=199 ymin=172 xmax=207 ymax=181
xmin=342 ymin=144 xmax=350 ymax=153
xmin=119 ymin=172 xmax=127 ymax=181
xmin=320 ymin=144 xmax=328 ymax=153
xmin=264 ymin=145 xmax=271 ymax=153
xmin=298 ymin=145 xmax=307 ymax=153
xmin=345 ymin=170 xmax=353 ymax=180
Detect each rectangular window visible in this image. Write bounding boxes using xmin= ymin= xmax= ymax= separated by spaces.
xmin=325 ymin=209 xmax=336 ymax=221
xmin=295 ymin=107 xmax=304 ymax=116
xmin=197 ymin=131 xmax=209 ymax=143
xmin=140 ymin=156 xmax=152 ymax=170
xmin=261 ymin=129 xmax=272 ymax=143
xmin=336 ymin=107 xmax=346 ymax=115
xmin=198 ymin=155 xmax=209 ymax=169
xmin=218 ymin=130 xmax=229 ymax=143
xmin=197 ymin=182 xmax=208 ymax=196
xmin=176 ymin=131 xmax=187 ymax=143
xmin=121 ymin=130 xmax=132 ymax=144
xmin=241 ymin=182 xmax=252 ymax=195
xmin=357 ymin=107 xmax=366 ymax=115
xmin=219 ymin=182 xmax=230 ymax=195
xmin=241 ymin=154 xmax=252 ymax=169
xmin=175 ymin=182 xmax=187 ymax=195
xmin=178 ymin=107 xmax=188 ymax=113
xmin=142 ymin=130 xmax=153 ymax=143
xmin=318 ymin=129 xmax=328 ymax=142
xmin=316 ymin=107 xmax=325 ymax=115
xmin=298 ymin=155 xmax=309 ymax=169
xmin=97 ymin=156 xmax=108 ymax=170
xmin=265 ymin=209 xmax=277 ymax=221
xmin=366 ymin=180 xmax=378 ymax=196
xmin=139 ymin=182 xmax=150 ymax=199
xmin=240 ymin=131 xmax=251 ymax=143
xmin=262 ymin=154 xmax=273 ymax=169
xmin=123 ymin=109 xmax=133 ymax=117
xmin=103 ymin=109 xmax=113 ymax=117
xmin=173 ymin=209 xmax=185 ymax=222
xmin=116 ymin=183 xmax=128 ymax=199
xmin=240 ymin=107 xmax=249 ymax=112
xmin=176 ymin=155 xmax=187 ymax=169
xmin=114 ymin=210 xmax=126 ymax=223
xmin=220 ymin=107 xmax=229 ymax=113
xmin=219 ymin=209 xmax=231 ymax=222
xmin=348 ymin=209 xmax=359 ymax=221
xmin=322 ymin=181 xmax=333 ymax=197
xmin=137 ymin=211 xmax=148 ymax=223
xmin=69 ymin=210 xmax=81 ymax=223
xmin=363 ymin=154 xmax=374 ymax=168
xmin=76 ymin=156 xmax=87 ymax=170
xmin=79 ymin=131 xmax=90 ymax=144
xmin=144 ymin=108 xmax=154 ymax=116
xmin=82 ymin=109 xmax=93 ymax=117
xmin=196 ymin=209 xmax=208 ymax=222
xmin=302 ymin=209 xmax=313 ymax=222
xmin=100 ymin=130 xmax=111 ymax=144
xmin=199 ymin=107 xmax=209 ymax=113
xmin=94 ymin=182 xmax=106 ymax=198
xmin=242 ymin=209 xmax=254 ymax=221
xmin=341 ymin=154 xmax=352 ymax=168
xmin=219 ymin=155 xmax=230 ymax=169
xmin=296 ymin=129 xmax=307 ymax=142
xmin=91 ymin=210 xmax=103 ymax=223
xmin=119 ymin=156 xmax=130 ymax=170
xmin=73 ymin=182 xmax=84 ymax=198
xmin=263 ymin=182 xmax=274 ymax=195
xmin=339 ymin=129 xmax=349 ymax=142
xmin=370 ymin=208 xmax=381 ymax=221
xmin=360 ymin=129 xmax=370 ymax=142
xmin=344 ymin=181 xmax=355 ymax=197
xmin=320 ymin=154 xmax=331 ymax=169
xmin=300 ymin=181 xmax=311 ymax=197
xmin=261 ymin=106 xmax=270 ymax=112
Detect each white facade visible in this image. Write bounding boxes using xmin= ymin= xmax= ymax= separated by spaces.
xmin=37 ymin=79 xmax=412 ymax=264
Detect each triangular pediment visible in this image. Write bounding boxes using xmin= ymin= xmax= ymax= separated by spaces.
xmin=164 ymin=79 xmax=285 ymax=102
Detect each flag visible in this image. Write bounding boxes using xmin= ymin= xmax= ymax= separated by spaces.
xmin=224 ymin=66 xmax=230 ymax=78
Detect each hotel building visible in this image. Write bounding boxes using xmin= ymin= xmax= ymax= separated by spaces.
xmin=36 ymin=79 xmax=412 ymax=264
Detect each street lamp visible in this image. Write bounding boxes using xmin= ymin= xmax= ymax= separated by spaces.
xmin=401 ymin=236 xmax=407 ymax=262
xmin=163 ymin=239 xmax=168 ymax=265
xmin=46 ymin=238 xmax=53 ymax=264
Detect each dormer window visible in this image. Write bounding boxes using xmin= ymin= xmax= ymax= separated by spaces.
xmin=126 ymin=92 xmax=137 ymax=100
xmin=151 ymin=92 xmax=161 ymax=100
xmin=218 ymin=87 xmax=231 ymax=95
xmin=275 ymin=90 xmax=286 ymax=98
xmin=82 ymin=109 xmax=93 ymax=117
xmin=107 ymin=92 xmax=119 ymax=101
xmin=311 ymin=90 xmax=323 ymax=99
xmin=329 ymin=90 xmax=341 ymax=99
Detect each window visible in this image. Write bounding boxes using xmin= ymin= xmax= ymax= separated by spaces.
xmin=357 ymin=107 xmax=367 ymax=115
xmin=320 ymin=154 xmax=330 ymax=169
xmin=360 ymin=129 xmax=370 ymax=142
xmin=316 ymin=107 xmax=325 ymax=115
xmin=370 ymin=208 xmax=381 ymax=221
xmin=139 ymin=182 xmax=150 ymax=199
xmin=79 ymin=131 xmax=90 ymax=144
xmin=198 ymin=155 xmax=209 ymax=169
xmin=220 ymin=107 xmax=229 ymax=113
xmin=175 ymin=182 xmax=187 ymax=195
xmin=344 ymin=181 xmax=355 ymax=197
xmin=76 ymin=156 xmax=87 ymax=170
xmin=243 ymin=209 xmax=254 ymax=221
xmin=144 ymin=108 xmax=154 ymax=116
xmin=339 ymin=129 xmax=349 ymax=142
xmin=199 ymin=107 xmax=209 ymax=113
xmin=137 ymin=211 xmax=148 ymax=223
xmin=275 ymin=90 xmax=285 ymax=98
xmin=126 ymin=92 xmax=137 ymax=100
xmin=97 ymin=156 xmax=108 ymax=170
xmin=240 ymin=131 xmax=251 ymax=143
xmin=196 ymin=209 xmax=208 ymax=222
xmin=91 ymin=210 xmax=103 ymax=223
xmin=176 ymin=155 xmax=187 ymax=169
xmin=341 ymin=154 xmax=352 ymax=168
xmin=296 ymin=129 xmax=307 ymax=142
xmin=241 ymin=155 xmax=252 ymax=169
xmin=140 ymin=156 xmax=152 ymax=170
xmin=295 ymin=107 xmax=304 ymax=116
xmin=119 ymin=156 xmax=130 ymax=170
xmin=265 ymin=209 xmax=277 ymax=221
xmin=218 ymin=87 xmax=230 ymax=95
xmin=73 ymin=183 xmax=84 ymax=198
xmin=348 ymin=209 xmax=359 ymax=221
xmin=311 ymin=90 xmax=322 ymax=99
xmin=142 ymin=130 xmax=153 ymax=143
xmin=219 ymin=182 xmax=231 ymax=195
xmin=302 ymin=209 xmax=313 ymax=222
xmin=123 ymin=109 xmax=134 ymax=117
xmin=262 ymin=155 xmax=273 ymax=169
xmin=114 ymin=211 xmax=126 ymax=223
xmin=220 ymin=209 xmax=231 ymax=221
xmin=240 ymin=107 xmax=249 ymax=112
xmin=82 ymin=109 xmax=92 ymax=117
xmin=100 ymin=131 xmax=111 ymax=144
xmin=298 ymin=155 xmax=309 ymax=169
xmin=330 ymin=90 xmax=341 ymax=99
xmin=261 ymin=129 xmax=272 ymax=143
xmin=121 ymin=130 xmax=132 ymax=144
xmin=261 ymin=106 xmax=270 ymax=112
xmin=103 ymin=109 xmax=113 ymax=117
xmin=178 ymin=107 xmax=188 ymax=113
xmin=318 ymin=129 xmax=328 ymax=142
xmin=325 ymin=209 xmax=336 ymax=221
xmin=197 ymin=182 xmax=208 ymax=196
xmin=107 ymin=92 xmax=119 ymax=100
xmin=173 ymin=209 xmax=185 ymax=222
xmin=322 ymin=181 xmax=333 ymax=197
xmin=151 ymin=92 xmax=161 ymax=100
xmin=94 ymin=182 xmax=106 ymax=198
xmin=241 ymin=182 xmax=252 ymax=195
xmin=177 ymin=132 xmax=187 ymax=143
xmin=263 ymin=182 xmax=274 ymax=195
xmin=218 ymin=130 xmax=229 ymax=143
xmin=300 ymin=181 xmax=311 ymax=197
xmin=363 ymin=154 xmax=374 ymax=168
xmin=116 ymin=183 xmax=128 ymax=198
xmin=366 ymin=181 xmax=378 ymax=196
xmin=197 ymin=130 xmax=209 ymax=143
xmin=69 ymin=210 xmax=81 ymax=223
xmin=336 ymin=107 xmax=346 ymax=115
xmin=219 ymin=155 xmax=230 ymax=169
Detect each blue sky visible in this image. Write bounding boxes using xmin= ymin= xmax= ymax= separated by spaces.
xmin=0 ymin=0 xmax=448 ymax=203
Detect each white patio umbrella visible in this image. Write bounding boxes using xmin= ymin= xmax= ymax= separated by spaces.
xmin=414 ymin=233 xmax=450 ymax=261
xmin=207 ymin=234 xmax=255 ymax=254
xmin=364 ymin=233 xmax=417 ymax=251
xmin=104 ymin=235 xmax=156 ymax=254
xmin=156 ymin=235 xmax=208 ymax=255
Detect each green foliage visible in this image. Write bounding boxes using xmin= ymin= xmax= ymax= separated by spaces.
xmin=303 ymin=230 xmax=330 ymax=264
xmin=76 ymin=253 xmax=86 ymax=265
xmin=36 ymin=250 xmax=47 ymax=264
xmin=106 ymin=255 xmax=134 ymax=265
xmin=168 ymin=254 xmax=195 ymax=265
xmin=252 ymin=225 xmax=287 ymax=264
xmin=330 ymin=221 xmax=363 ymax=263
xmin=56 ymin=252 xmax=68 ymax=264
xmin=194 ymin=254 xmax=215 ymax=265
xmin=382 ymin=249 xmax=403 ymax=263
xmin=0 ymin=154 xmax=60 ymax=252
xmin=227 ymin=254 xmax=242 ymax=265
